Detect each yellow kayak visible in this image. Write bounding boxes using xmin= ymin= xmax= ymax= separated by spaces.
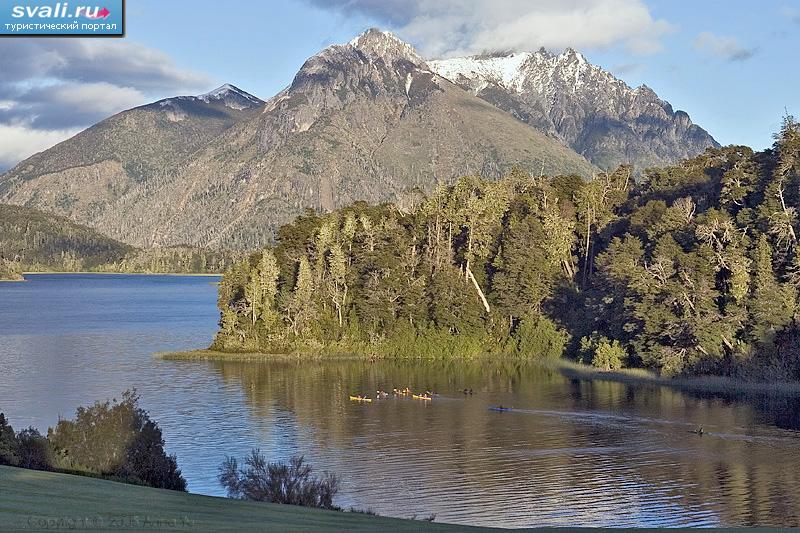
xmin=412 ymin=394 xmax=432 ymax=401
xmin=349 ymin=395 xmax=372 ymax=403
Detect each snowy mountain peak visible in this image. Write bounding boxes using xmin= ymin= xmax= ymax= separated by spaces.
xmin=348 ymin=28 xmax=425 ymax=66
xmin=430 ymin=48 xmax=623 ymax=97
xmin=197 ymin=84 xmax=263 ymax=110
xmin=429 ymin=46 xmax=717 ymax=171
xmin=429 ymin=52 xmax=535 ymax=93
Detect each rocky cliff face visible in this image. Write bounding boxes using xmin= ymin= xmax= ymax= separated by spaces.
xmin=0 ymin=30 xmax=595 ymax=250
xmin=429 ymin=49 xmax=718 ymax=172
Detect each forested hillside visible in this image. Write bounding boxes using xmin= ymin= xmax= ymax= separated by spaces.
xmin=0 ymin=204 xmax=239 ymax=274
xmin=0 ymin=204 xmax=133 ymax=272
xmin=212 ymin=117 xmax=800 ymax=380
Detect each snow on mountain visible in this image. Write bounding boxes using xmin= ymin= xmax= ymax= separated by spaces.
xmin=197 ymin=84 xmax=264 ymax=110
xmin=430 ymin=48 xmax=717 ymax=171
xmin=430 ymin=48 xmax=629 ymax=101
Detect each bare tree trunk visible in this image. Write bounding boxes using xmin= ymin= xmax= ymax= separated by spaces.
xmin=465 ymin=225 xmax=473 ymax=280
xmin=341 ymin=285 xmax=347 ymax=327
xmin=447 ymin=222 xmax=453 ymax=262
xmin=778 ymin=182 xmax=798 ymax=242
xmin=582 ymin=203 xmax=591 ymax=287
xmin=466 ymin=266 xmax=490 ymax=313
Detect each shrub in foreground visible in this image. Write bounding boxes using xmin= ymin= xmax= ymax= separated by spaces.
xmin=49 ymin=390 xmax=186 ymax=491
xmin=0 ymin=391 xmax=186 ymax=492
xmin=219 ymin=451 xmax=339 ymax=509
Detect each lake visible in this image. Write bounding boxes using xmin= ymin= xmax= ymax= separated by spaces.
xmin=1 ymin=274 xmax=800 ymax=527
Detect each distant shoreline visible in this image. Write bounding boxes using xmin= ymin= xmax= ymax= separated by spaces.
xmin=158 ymin=349 xmax=800 ymax=396
xmin=23 ymin=271 xmax=222 ymax=277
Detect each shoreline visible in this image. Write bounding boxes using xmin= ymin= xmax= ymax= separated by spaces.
xmin=23 ymin=271 xmax=222 ymax=277
xmin=158 ymin=349 xmax=800 ymax=397
xmin=549 ymin=359 xmax=800 ymax=396
xmin=155 ymin=349 xmax=366 ymax=362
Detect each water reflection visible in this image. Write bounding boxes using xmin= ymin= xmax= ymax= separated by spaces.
xmin=206 ymin=359 xmax=800 ymax=527
xmin=2 ymin=276 xmax=799 ymax=527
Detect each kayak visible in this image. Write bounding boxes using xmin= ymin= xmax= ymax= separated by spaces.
xmin=489 ymin=406 xmax=512 ymax=412
xmin=412 ymin=394 xmax=432 ymax=400
xmin=349 ymin=396 xmax=372 ymax=403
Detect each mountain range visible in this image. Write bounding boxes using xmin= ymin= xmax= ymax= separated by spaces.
xmin=429 ymin=49 xmax=717 ymax=171
xmin=0 ymin=29 xmax=717 ymax=251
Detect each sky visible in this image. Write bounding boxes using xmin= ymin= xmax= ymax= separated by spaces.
xmin=0 ymin=0 xmax=798 ymax=169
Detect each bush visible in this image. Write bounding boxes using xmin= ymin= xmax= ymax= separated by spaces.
xmin=48 ymin=390 xmax=186 ymax=491
xmin=219 ymin=451 xmax=339 ymax=510
xmin=509 ymin=315 xmax=569 ymax=359
xmin=581 ymin=334 xmax=625 ymax=371
xmin=15 ymin=427 xmax=53 ymax=471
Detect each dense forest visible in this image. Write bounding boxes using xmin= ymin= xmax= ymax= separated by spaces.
xmin=211 ymin=117 xmax=800 ymax=380
xmin=0 ymin=204 xmax=240 ymax=276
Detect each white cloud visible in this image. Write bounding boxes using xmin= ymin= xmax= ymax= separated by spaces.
xmin=0 ymin=124 xmax=80 ymax=169
xmin=0 ymin=39 xmax=213 ymax=169
xmin=2 ymin=82 xmax=147 ymax=129
xmin=43 ymin=83 xmax=145 ymax=114
xmin=0 ymin=39 xmax=211 ymax=92
xmin=693 ymin=32 xmax=756 ymax=62
xmin=307 ymin=0 xmax=674 ymax=57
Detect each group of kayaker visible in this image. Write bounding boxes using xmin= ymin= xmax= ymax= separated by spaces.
xmin=349 ymin=387 xmax=442 ymax=402
xmin=348 ymin=388 xmax=513 ymax=413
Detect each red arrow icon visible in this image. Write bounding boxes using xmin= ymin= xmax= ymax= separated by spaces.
xmin=86 ymin=7 xmax=110 ymax=19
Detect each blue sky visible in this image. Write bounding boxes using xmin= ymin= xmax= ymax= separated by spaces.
xmin=0 ymin=0 xmax=797 ymax=167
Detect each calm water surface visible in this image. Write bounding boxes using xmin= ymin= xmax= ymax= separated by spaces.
xmin=1 ymin=274 xmax=800 ymax=527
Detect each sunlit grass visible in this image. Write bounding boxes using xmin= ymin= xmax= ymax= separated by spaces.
xmin=0 ymin=466 xmax=475 ymax=531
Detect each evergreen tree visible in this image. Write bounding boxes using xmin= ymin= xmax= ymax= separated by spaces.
xmin=750 ymin=235 xmax=793 ymax=344
xmin=257 ymin=250 xmax=280 ymax=327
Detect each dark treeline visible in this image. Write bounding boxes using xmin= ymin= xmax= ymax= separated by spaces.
xmin=0 ymin=204 xmax=240 ymax=275
xmin=0 ymin=391 xmax=185 ymax=491
xmin=213 ymin=117 xmax=800 ymax=380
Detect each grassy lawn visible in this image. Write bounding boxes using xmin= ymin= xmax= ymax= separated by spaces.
xmin=0 ymin=466 xmax=487 ymax=531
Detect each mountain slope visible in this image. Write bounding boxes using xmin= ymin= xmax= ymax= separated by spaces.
xmin=0 ymin=85 xmax=264 ymax=241
xmin=123 ymin=30 xmax=597 ymax=249
xmin=429 ymin=49 xmax=718 ymax=172
xmin=1 ymin=30 xmax=595 ymax=250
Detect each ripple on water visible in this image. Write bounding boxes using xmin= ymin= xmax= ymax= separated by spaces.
xmin=2 ymin=275 xmax=800 ymax=527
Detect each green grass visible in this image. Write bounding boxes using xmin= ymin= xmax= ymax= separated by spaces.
xmin=0 ymin=466 xmax=486 ymax=532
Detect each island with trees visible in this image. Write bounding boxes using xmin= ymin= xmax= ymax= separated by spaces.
xmin=209 ymin=117 xmax=800 ymax=382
